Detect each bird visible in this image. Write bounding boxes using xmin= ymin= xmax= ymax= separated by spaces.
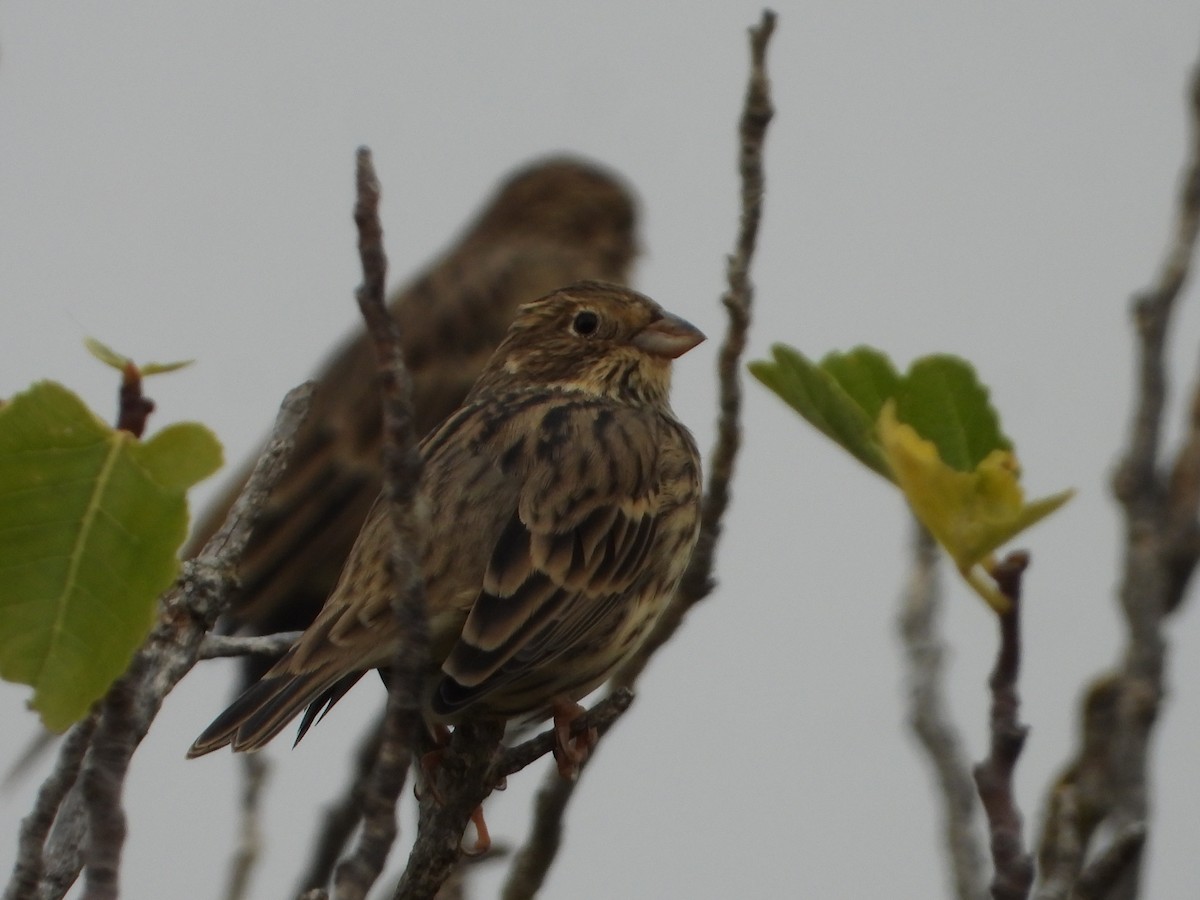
xmin=184 ymin=158 xmax=639 ymax=684
xmin=189 ymin=281 xmax=705 ymax=782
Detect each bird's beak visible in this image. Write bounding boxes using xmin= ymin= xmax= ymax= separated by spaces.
xmin=633 ymin=312 xmax=706 ymax=359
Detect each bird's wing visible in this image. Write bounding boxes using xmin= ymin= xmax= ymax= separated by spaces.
xmin=432 ymin=398 xmax=667 ymax=716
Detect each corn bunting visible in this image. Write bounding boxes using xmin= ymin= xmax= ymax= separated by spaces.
xmin=190 ymin=282 xmax=704 ymax=778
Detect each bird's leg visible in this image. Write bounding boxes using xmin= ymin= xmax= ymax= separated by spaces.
xmin=416 ymin=723 xmax=493 ymax=856
xmin=551 ymin=697 xmax=598 ymax=780
xmin=463 ymin=805 xmax=492 ymax=857
xmin=416 ymin=723 xmax=451 ymax=805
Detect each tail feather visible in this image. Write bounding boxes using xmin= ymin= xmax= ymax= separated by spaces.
xmin=293 ymin=672 xmax=366 ymax=746
xmin=188 ymin=670 xmax=361 ymax=757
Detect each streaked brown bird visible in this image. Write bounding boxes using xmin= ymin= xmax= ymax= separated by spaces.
xmin=186 ymin=159 xmax=638 ymax=678
xmin=189 ymin=282 xmax=704 ymax=777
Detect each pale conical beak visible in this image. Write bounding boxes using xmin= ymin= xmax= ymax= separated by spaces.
xmin=632 ymin=312 xmax=706 ymax=359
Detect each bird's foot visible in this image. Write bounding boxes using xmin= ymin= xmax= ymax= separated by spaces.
xmin=551 ymin=697 xmax=598 ymax=780
xmin=416 ymin=724 xmax=494 ymax=857
xmin=414 ymin=723 xmax=452 ymax=805
xmin=462 ymin=805 xmax=492 ymax=857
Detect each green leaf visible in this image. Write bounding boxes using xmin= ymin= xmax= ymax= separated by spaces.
xmin=0 ymin=381 xmax=222 ymax=730
xmin=133 ymin=423 xmax=225 ymax=490
xmin=753 ymin=342 xmax=1074 ymax=615
xmin=749 ymin=344 xmax=893 ymax=480
xmin=893 ymin=355 xmax=1011 ymax=472
xmin=818 ymin=346 xmax=901 ymax=424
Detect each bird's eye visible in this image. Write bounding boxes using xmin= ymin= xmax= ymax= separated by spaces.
xmin=571 ymin=310 xmax=600 ymax=337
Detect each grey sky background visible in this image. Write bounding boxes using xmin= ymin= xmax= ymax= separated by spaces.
xmin=3 ymin=4 xmax=1200 ymax=898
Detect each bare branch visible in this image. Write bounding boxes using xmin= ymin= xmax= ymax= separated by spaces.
xmin=3 ymin=712 xmax=98 ymax=900
xmin=115 ymin=362 xmax=154 ymax=437
xmin=499 ymin=772 xmax=572 ymax=900
xmin=198 ymin=631 xmax=302 ymax=660
xmin=8 ymin=383 xmax=315 ymax=900
xmin=624 ymin=9 xmax=776 ymax=658
xmin=1033 ymin=786 xmax=1082 ymax=900
xmin=496 ymin=690 xmax=633 ymax=779
xmin=1163 ymin=369 xmax=1200 ymax=612
xmin=1035 ymin=50 xmax=1200 ymax=900
xmin=1035 ymin=677 xmax=1121 ymax=897
xmin=331 ymin=147 xmax=431 ymax=900
xmin=196 ymin=383 xmax=318 ymax=575
xmin=79 ymin=671 xmax=139 ymax=900
xmin=221 ymin=754 xmax=271 ymax=900
xmin=1113 ymin=57 xmax=1200 ymax=507
xmin=898 ymin=525 xmax=988 ymax=900
xmin=500 ymin=13 xmax=777 ymax=899
xmin=1073 ymin=823 xmax=1147 ymax=900
xmin=973 ymin=552 xmax=1034 ymax=900
xmin=296 ymin=716 xmax=385 ymax=895
xmin=390 ymin=720 xmax=506 ymax=900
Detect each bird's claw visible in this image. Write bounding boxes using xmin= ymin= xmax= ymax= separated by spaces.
xmin=460 ymin=805 xmax=493 ymax=857
xmin=420 ymin=726 xmax=495 ymax=857
xmin=551 ymin=698 xmax=599 ymax=780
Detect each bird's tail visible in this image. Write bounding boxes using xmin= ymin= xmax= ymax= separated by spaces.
xmin=187 ymin=669 xmax=364 ymax=757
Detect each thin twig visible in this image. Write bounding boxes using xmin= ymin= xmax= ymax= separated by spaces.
xmin=499 ymin=13 xmax=776 ymax=899
xmin=331 ymin=147 xmax=430 ymax=900
xmin=1073 ymin=823 xmax=1147 ymax=900
xmin=973 ymin=552 xmax=1034 ymax=900
xmin=499 ymin=772 xmax=572 ymax=900
xmin=3 ymin=712 xmax=98 ymax=900
xmin=1037 ymin=50 xmax=1200 ymax=900
xmin=1035 ymin=677 xmax=1121 ymax=898
xmin=115 ymin=362 xmax=154 ymax=437
xmin=496 ymin=690 xmax=633 ymax=779
xmin=296 ymin=715 xmax=384 ymax=896
xmin=494 ymin=695 xmax=635 ymax=900
xmin=391 ymin=720 xmax=506 ymax=900
xmin=6 ymin=383 xmax=315 ymax=900
xmin=221 ymin=754 xmax=271 ymax=900
xmin=79 ymin=667 xmax=141 ymax=900
xmin=620 ymin=10 xmax=776 ymax=671
xmin=198 ymin=631 xmax=302 ymax=660
xmin=898 ymin=524 xmax=987 ymax=900
xmin=1032 ymin=786 xmax=1082 ymax=900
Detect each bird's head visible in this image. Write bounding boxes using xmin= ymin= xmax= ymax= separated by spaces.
xmin=468 ymin=281 xmax=705 ymax=405
xmin=466 ymin=159 xmax=639 ymax=278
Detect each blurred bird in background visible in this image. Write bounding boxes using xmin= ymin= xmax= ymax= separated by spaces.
xmin=186 ymin=158 xmax=639 ymax=683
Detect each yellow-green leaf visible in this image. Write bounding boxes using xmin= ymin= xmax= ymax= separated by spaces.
xmin=0 ymin=381 xmax=222 ymax=730
xmin=84 ymin=337 xmax=193 ymax=377
xmin=749 ymin=344 xmax=894 ymax=480
xmin=893 ymin=355 xmax=1011 ymax=472
xmin=878 ymin=402 xmax=1073 ymax=611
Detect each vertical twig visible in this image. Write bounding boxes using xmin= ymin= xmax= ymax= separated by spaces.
xmin=221 ymin=754 xmax=271 ymax=900
xmin=499 ymin=12 xmax=777 ymax=900
xmin=330 ymin=148 xmax=431 ymax=900
xmin=973 ymin=552 xmax=1034 ymax=900
xmin=390 ymin=720 xmax=506 ymax=900
xmin=898 ymin=524 xmax=988 ymax=900
xmin=2 ymin=712 xmax=98 ymax=900
xmin=1038 ymin=47 xmax=1200 ymax=900
xmin=295 ymin=716 xmax=385 ymax=895
xmin=78 ymin=668 xmax=143 ymax=900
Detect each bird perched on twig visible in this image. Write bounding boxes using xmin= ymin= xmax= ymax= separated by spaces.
xmin=189 ymin=282 xmax=704 ymax=779
xmin=185 ymin=159 xmax=638 ymax=680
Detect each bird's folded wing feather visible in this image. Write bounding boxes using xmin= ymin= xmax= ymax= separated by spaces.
xmin=435 ymin=399 xmax=664 ymax=711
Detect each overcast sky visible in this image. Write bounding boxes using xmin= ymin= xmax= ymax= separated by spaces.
xmin=4 ymin=4 xmax=1200 ymax=898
